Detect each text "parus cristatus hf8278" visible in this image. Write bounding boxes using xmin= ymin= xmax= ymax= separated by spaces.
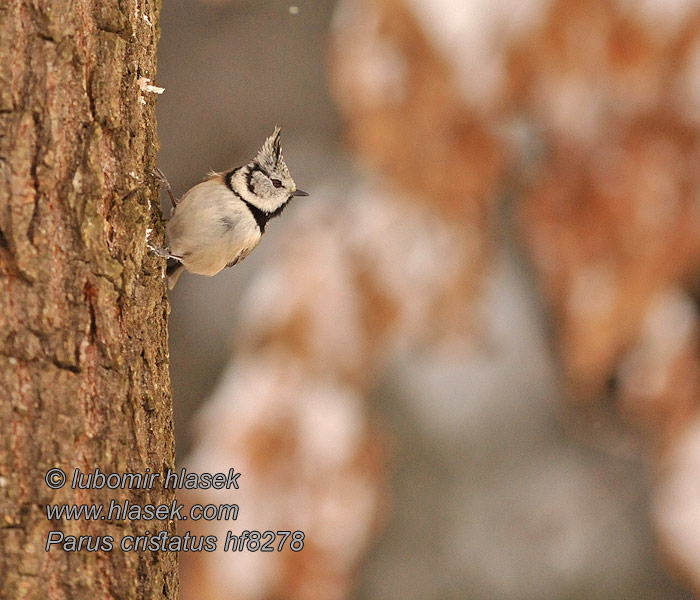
xmin=148 ymin=126 xmax=308 ymax=289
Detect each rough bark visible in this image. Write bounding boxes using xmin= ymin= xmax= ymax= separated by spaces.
xmin=0 ymin=1 xmax=177 ymax=598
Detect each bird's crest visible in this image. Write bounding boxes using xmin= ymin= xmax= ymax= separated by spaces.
xmin=254 ymin=126 xmax=290 ymax=177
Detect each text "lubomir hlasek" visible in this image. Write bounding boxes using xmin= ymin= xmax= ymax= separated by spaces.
xmin=68 ymin=468 xmax=241 ymax=490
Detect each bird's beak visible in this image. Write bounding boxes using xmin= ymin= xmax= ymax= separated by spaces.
xmin=291 ymin=189 xmax=309 ymax=197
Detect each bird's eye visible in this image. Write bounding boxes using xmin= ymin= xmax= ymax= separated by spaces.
xmin=271 ymin=179 xmax=283 ymax=188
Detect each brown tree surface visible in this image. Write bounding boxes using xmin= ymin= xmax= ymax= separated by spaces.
xmin=0 ymin=1 xmax=177 ymax=598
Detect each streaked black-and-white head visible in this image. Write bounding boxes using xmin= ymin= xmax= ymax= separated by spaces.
xmin=242 ymin=126 xmax=308 ymax=213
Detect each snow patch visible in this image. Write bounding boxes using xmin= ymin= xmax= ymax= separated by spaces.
xmin=137 ymin=77 xmax=165 ymax=95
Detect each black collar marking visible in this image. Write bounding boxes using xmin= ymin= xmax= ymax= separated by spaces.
xmin=225 ymin=168 xmax=289 ymax=234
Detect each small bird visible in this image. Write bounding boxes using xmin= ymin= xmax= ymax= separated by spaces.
xmin=149 ymin=127 xmax=308 ymax=289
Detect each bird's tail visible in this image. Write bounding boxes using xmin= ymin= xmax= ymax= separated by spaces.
xmin=166 ymin=260 xmax=185 ymax=290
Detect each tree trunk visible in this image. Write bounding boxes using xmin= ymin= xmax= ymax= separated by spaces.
xmin=0 ymin=1 xmax=177 ymax=598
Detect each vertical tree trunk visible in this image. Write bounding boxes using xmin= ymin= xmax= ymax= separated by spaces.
xmin=0 ymin=1 xmax=177 ymax=598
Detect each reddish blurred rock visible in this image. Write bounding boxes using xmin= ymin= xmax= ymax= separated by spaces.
xmin=518 ymin=117 xmax=700 ymax=401
xmin=506 ymin=0 xmax=700 ymax=143
xmin=329 ymin=0 xmax=506 ymax=226
xmin=180 ymin=353 xmax=385 ymax=600
xmin=508 ymin=1 xmax=700 ymax=589
xmin=511 ymin=0 xmax=700 ymax=410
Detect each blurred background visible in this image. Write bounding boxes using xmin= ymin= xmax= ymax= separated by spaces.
xmin=156 ymin=1 xmax=700 ymax=598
